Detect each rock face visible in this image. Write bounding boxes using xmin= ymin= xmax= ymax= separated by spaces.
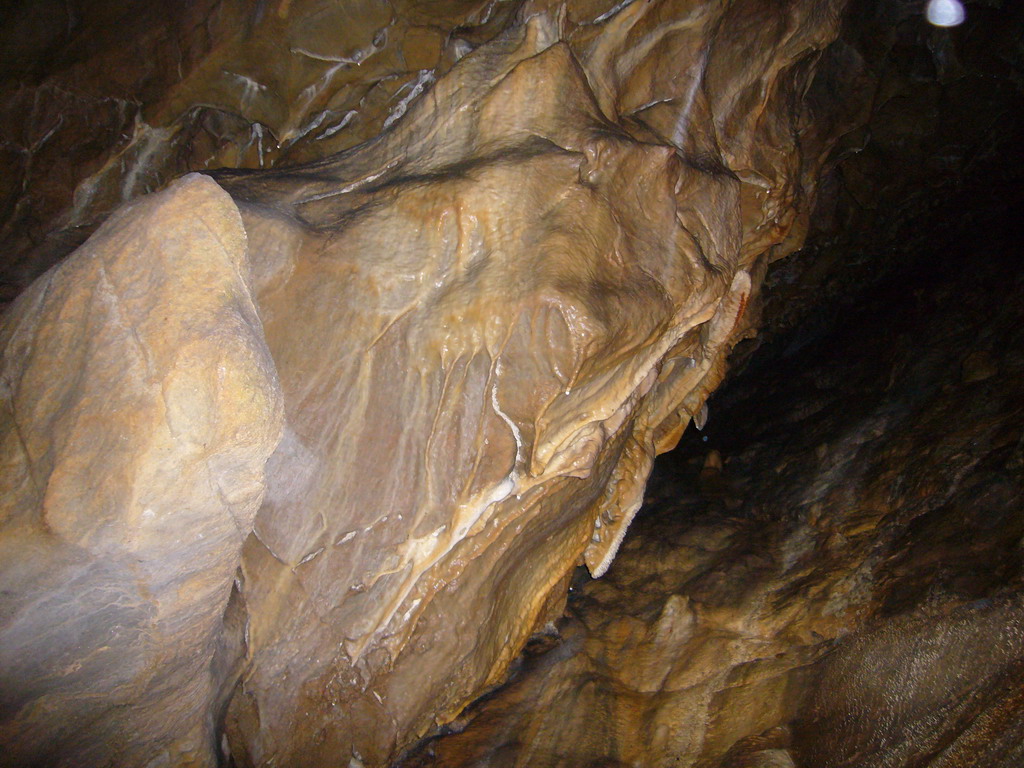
xmin=1 ymin=0 xmax=502 ymax=295
xmin=0 ymin=0 xmax=856 ymax=763
xmin=0 ymin=0 xmax=848 ymax=301
xmin=207 ymin=5 xmax=856 ymax=763
xmin=395 ymin=148 xmax=1024 ymax=768
xmin=3 ymin=0 xmax=1020 ymax=766
xmin=0 ymin=174 xmax=283 ymax=766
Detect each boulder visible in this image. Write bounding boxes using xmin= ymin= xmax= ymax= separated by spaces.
xmin=0 ymin=174 xmax=283 ymax=767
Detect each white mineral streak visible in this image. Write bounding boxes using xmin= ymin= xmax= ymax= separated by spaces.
xmin=250 ymin=123 xmax=266 ymax=166
xmin=120 ymin=121 xmax=174 ymax=201
xmin=383 ymin=69 xmax=436 ymax=131
xmin=224 ymin=71 xmax=269 ymax=112
xmin=282 ymin=61 xmax=350 ymax=141
xmin=592 ymin=0 xmax=636 ymax=24
xmin=290 ymin=45 xmax=374 ymax=65
xmin=317 ymin=110 xmax=357 ymax=141
xmin=672 ymin=47 xmax=709 ymax=148
xmin=346 ymin=376 xmax=524 ymax=659
xmin=284 ymin=110 xmax=330 ymax=147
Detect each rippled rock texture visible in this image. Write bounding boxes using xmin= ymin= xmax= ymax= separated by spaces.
xmin=0 ymin=0 xmax=861 ymax=764
xmin=0 ymin=0 xmax=840 ymax=302
xmin=397 ymin=164 xmax=1024 ymax=768
xmin=3 ymin=0 xmax=1021 ymax=766
xmin=209 ymin=5 xmax=854 ymax=762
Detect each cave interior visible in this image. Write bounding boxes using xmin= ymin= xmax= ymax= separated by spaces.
xmin=0 ymin=0 xmax=1022 ymax=766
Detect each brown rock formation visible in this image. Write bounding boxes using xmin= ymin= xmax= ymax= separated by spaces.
xmin=0 ymin=0 xmax=848 ymax=300
xmin=395 ymin=151 xmax=1024 ymax=768
xmin=203 ymin=4 xmax=855 ymax=762
xmin=0 ymin=0 xmax=511 ymax=297
xmin=0 ymin=0 xmax=851 ymax=759
xmin=0 ymin=174 xmax=283 ymax=766
xmin=1 ymin=0 xmax=1020 ymax=766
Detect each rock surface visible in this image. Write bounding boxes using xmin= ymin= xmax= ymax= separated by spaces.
xmin=206 ymin=4 xmax=858 ymax=763
xmin=0 ymin=0 xmax=513 ymax=296
xmin=0 ymin=0 xmax=855 ymax=760
xmin=0 ymin=0 xmax=852 ymax=302
xmin=394 ymin=135 xmax=1024 ymax=768
xmin=1 ymin=0 xmax=1022 ymax=766
xmin=0 ymin=174 xmax=283 ymax=767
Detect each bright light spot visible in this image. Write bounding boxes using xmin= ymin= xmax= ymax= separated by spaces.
xmin=926 ymin=0 xmax=965 ymax=27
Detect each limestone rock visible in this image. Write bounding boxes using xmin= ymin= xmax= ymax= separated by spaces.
xmin=393 ymin=128 xmax=1024 ymax=768
xmin=192 ymin=1 xmax=858 ymax=758
xmin=0 ymin=174 xmax=283 ymax=767
xmin=0 ymin=0 xmax=523 ymax=298
xmin=9 ymin=0 xmax=1010 ymax=764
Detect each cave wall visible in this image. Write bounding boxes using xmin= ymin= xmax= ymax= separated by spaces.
xmin=1 ymin=0 xmax=1020 ymax=766
xmin=1 ymin=0 xmax=852 ymax=302
xmin=391 ymin=2 xmax=1024 ymax=763
xmin=395 ymin=165 xmax=1024 ymax=767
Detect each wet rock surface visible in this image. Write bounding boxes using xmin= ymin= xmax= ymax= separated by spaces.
xmin=209 ymin=6 xmax=843 ymax=761
xmin=1 ymin=0 xmax=858 ymax=763
xmin=395 ymin=157 xmax=1024 ymax=768
xmin=0 ymin=0 xmax=845 ymax=305
xmin=0 ymin=0 xmax=521 ymax=299
xmin=0 ymin=0 xmax=1022 ymax=766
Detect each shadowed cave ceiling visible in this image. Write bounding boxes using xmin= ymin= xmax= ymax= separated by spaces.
xmin=0 ymin=0 xmax=1022 ymax=767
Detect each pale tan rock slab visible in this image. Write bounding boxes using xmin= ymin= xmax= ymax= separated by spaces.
xmin=0 ymin=174 xmax=283 ymax=768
